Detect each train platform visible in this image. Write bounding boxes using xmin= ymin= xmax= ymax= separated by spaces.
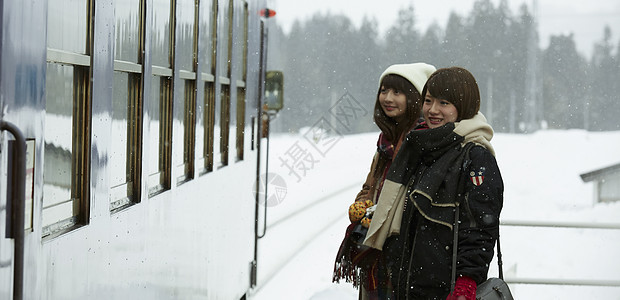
xmin=248 ymin=130 xmax=620 ymax=299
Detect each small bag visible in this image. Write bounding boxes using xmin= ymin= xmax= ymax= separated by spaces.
xmin=476 ymin=277 xmax=514 ymax=300
xmin=350 ymin=222 xmax=368 ymax=245
xmin=349 ymin=211 xmax=380 ymax=269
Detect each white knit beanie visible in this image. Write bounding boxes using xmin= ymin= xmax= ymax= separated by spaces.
xmin=379 ymin=63 xmax=437 ymax=94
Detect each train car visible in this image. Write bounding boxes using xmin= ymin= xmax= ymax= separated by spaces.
xmin=0 ymin=0 xmax=278 ymax=299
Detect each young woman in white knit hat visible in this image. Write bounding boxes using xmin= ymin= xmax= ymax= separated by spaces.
xmin=333 ymin=62 xmax=436 ymax=300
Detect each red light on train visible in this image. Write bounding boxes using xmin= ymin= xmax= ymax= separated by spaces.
xmin=259 ymin=8 xmax=276 ymax=18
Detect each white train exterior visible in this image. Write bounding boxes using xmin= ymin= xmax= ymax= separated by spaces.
xmin=0 ymin=0 xmax=272 ymax=299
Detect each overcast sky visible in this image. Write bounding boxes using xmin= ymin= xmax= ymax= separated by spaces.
xmin=269 ymin=0 xmax=620 ymax=58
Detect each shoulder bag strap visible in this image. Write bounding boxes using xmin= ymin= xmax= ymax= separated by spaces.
xmin=497 ymin=231 xmax=504 ymax=279
xmin=450 ymin=203 xmax=460 ymax=290
xmin=450 ymin=144 xmax=504 ymax=292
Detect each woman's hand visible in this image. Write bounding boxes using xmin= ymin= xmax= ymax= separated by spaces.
xmin=446 ymin=294 xmax=468 ymax=300
xmin=348 ymin=199 xmax=374 ymax=223
xmin=446 ymin=276 xmax=477 ymax=300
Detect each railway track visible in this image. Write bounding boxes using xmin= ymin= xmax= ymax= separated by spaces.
xmin=252 ymin=182 xmax=361 ymax=294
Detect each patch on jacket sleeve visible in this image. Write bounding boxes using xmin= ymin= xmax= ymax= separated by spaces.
xmin=469 ymin=167 xmax=485 ymax=186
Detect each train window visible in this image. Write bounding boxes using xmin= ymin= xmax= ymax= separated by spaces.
xmin=177 ymin=0 xmax=198 ymax=71
xmin=235 ymin=84 xmax=246 ymax=161
xmin=110 ymin=71 xmax=143 ymax=210
xmin=220 ymin=83 xmax=231 ymax=166
xmin=149 ymin=0 xmax=174 ymax=196
xmin=47 ymin=2 xmax=89 ymax=54
xmin=198 ymin=0 xmax=217 ymax=174
xmin=114 ymin=0 xmax=142 ymax=64
xmin=217 ymin=0 xmax=233 ymax=167
xmin=43 ymin=64 xmax=91 ymax=236
xmin=203 ymin=81 xmax=216 ymax=173
xmin=42 ymin=0 xmax=92 ymax=237
xmin=234 ymin=1 xmax=249 ymax=161
xmin=148 ymin=75 xmax=173 ymax=196
xmin=218 ymin=0 xmax=231 ymax=80
xmin=152 ymin=0 xmax=174 ymax=68
xmin=173 ymin=79 xmax=197 ymax=185
xmin=111 ymin=0 xmax=144 ymax=211
xmin=201 ymin=0 xmax=216 ymax=73
xmin=174 ymin=0 xmax=198 ymax=184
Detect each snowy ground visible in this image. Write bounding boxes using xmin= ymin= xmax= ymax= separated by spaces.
xmin=248 ymin=129 xmax=620 ymax=300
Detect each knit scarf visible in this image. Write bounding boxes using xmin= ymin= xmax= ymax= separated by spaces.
xmin=332 ymin=133 xmax=394 ymax=290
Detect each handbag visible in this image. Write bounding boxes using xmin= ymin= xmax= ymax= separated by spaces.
xmin=476 ymin=277 xmax=513 ymax=300
xmin=451 ymin=203 xmax=514 ymax=300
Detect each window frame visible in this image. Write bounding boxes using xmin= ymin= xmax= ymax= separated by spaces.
xmin=234 ymin=1 xmax=249 ymax=162
xmin=109 ymin=0 xmax=145 ymax=212
xmin=199 ymin=0 xmax=219 ymax=174
xmin=174 ymin=0 xmax=200 ymax=185
xmin=42 ymin=0 xmax=93 ymax=238
xmin=148 ymin=0 xmax=175 ymax=197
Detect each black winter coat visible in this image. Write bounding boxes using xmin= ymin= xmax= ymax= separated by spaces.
xmin=381 ymin=122 xmax=504 ymax=300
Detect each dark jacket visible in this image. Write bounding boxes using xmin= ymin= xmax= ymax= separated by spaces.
xmin=363 ymin=113 xmax=503 ymax=299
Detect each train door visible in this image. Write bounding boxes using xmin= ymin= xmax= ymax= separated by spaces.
xmin=1 ymin=2 xmax=47 ymax=299
xmin=0 ymin=4 xmax=21 ymax=298
xmin=0 ymin=14 xmax=28 ymax=297
xmin=0 ymin=20 xmax=29 ymax=298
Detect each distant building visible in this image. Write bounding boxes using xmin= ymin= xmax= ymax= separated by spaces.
xmin=580 ymin=162 xmax=620 ymax=203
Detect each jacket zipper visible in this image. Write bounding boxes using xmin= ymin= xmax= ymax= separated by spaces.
xmin=402 ymin=166 xmax=425 ymax=300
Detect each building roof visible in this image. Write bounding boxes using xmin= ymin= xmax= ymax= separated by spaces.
xmin=580 ymin=162 xmax=620 ymax=182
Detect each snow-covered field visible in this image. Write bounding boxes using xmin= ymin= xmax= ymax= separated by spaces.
xmin=249 ymin=129 xmax=620 ymax=300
